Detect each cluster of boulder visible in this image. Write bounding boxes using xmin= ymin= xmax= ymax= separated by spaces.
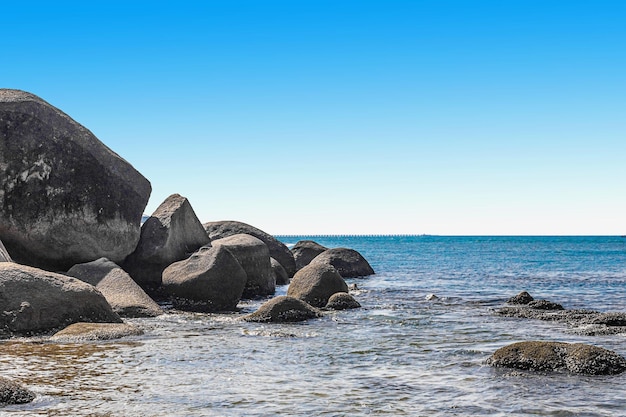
xmin=2 ymin=89 xmax=625 ymax=404
xmin=0 ymin=89 xmax=378 ymax=404
xmin=495 ymin=291 xmax=626 ymax=336
xmin=485 ymin=291 xmax=626 ymax=375
xmin=0 ymin=89 xmax=375 ymax=337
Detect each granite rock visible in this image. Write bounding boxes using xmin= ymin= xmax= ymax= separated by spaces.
xmin=0 ymin=89 xmax=151 ymax=271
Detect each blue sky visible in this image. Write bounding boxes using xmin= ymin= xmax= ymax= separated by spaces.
xmin=2 ymin=1 xmax=625 ymax=235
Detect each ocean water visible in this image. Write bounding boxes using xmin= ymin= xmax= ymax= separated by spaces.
xmin=1 ymin=236 xmax=626 ymax=416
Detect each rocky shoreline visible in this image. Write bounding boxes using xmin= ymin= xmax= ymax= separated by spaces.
xmin=1 ymin=90 xmax=625 ymax=405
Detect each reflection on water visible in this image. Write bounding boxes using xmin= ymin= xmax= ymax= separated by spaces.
xmin=1 ymin=236 xmax=626 ymax=416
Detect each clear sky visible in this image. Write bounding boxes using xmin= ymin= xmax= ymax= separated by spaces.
xmin=2 ymin=1 xmax=625 ymax=235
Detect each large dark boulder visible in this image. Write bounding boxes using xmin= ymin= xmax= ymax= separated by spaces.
xmin=67 ymin=258 xmax=162 ymax=318
xmin=243 ymin=296 xmax=322 ymax=323
xmin=203 ymin=220 xmax=296 ymax=277
xmin=162 ymin=245 xmax=247 ymax=312
xmin=291 ymin=240 xmax=328 ymax=271
xmin=0 ymin=89 xmax=151 ymax=271
xmin=310 ymin=247 xmax=374 ymax=278
xmin=486 ymin=341 xmax=626 ymax=375
xmin=211 ymin=234 xmax=274 ymax=298
xmin=123 ymin=194 xmax=209 ymax=289
xmin=0 ymin=376 xmax=35 ymax=405
xmin=287 ymin=263 xmax=348 ymax=308
xmin=0 ymin=239 xmax=11 ymax=262
xmin=0 ymin=263 xmax=121 ymax=338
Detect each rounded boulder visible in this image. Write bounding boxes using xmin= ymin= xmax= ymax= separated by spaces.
xmin=243 ymin=296 xmax=322 ymax=323
xmin=291 ymin=240 xmax=328 ymax=271
xmin=162 ymin=245 xmax=247 ymax=312
xmin=310 ymin=248 xmax=374 ymax=278
xmin=211 ymin=234 xmax=274 ymax=298
xmin=0 ymin=263 xmax=121 ymax=338
xmin=325 ymin=292 xmax=361 ymax=310
xmin=287 ymin=263 xmax=348 ymax=308
xmin=486 ymin=341 xmax=626 ymax=375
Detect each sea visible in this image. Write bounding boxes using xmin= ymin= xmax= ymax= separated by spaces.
xmin=1 ymin=235 xmax=625 ymax=416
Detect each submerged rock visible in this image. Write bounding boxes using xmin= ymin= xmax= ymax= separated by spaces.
xmin=310 ymin=248 xmax=374 ymax=278
xmin=162 ymin=245 xmax=247 ymax=312
xmin=0 ymin=263 xmax=121 ymax=338
xmin=325 ymin=292 xmax=361 ymax=310
xmin=123 ymin=194 xmax=210 ymax=289
xmin=0 ymin=89 xmax=151 ymax=271
xmin=211 ymin=234 xmax=274 ymax=298
xmin=486 ymin=341 xmax=626 ymax=375
xmin=527 ymin=299 xmax=564 ymax=310
xmin=287 ymin=262 xmax=348 ymax=308
xmin=495 ymin=292 xmax=626 ymax=336
xmin=50 ymin=322 xmax=143 ymax=342
xmin=66 ymin=258 xmax=163 ymax=318
xmin=291 ymin=240 xmax=328 ymax=271
xmin=243 ymin=296 xmax=322 ymax=323
xmin=203 ymin=220 xmax=296 ymax=277
xmin=0 ymin=376 xmax=35 ymax=405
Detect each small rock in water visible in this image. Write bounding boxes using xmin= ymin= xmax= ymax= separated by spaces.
xmin=0 ymin=376 xmax=35 ymax=405
xmin=243 ymin=296 xmax=322 ymax=323
xmin=507 ymin=291 xmax=534 ymax=305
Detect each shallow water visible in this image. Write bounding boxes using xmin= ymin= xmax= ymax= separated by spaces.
xmin=2 ymin=236 xmax=626 ymax=416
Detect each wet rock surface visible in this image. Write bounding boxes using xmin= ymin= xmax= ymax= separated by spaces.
xmin=287 ymin=262 xmax=349 ymax=308
xmin=486 ymin=341 xmax=626 ymax=375
xmin=0 ymin=376 xmax=35 ymax=405
xmin=242 ymin=296 xmax=322 ymax=323
xmin=495 ymin=292 xmax=626 ymax=336
xmin=50 ymin=322 xmax=143 ymax=342
xmin=325 ymin=292 xmax=361 ymax=310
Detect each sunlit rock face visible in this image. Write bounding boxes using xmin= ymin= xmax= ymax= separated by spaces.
xmin=0 ymin=89 xmax=151 ymax=271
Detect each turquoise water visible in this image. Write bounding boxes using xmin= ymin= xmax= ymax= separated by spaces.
xmin=1 ymin=236 xmax=626 ymax=416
